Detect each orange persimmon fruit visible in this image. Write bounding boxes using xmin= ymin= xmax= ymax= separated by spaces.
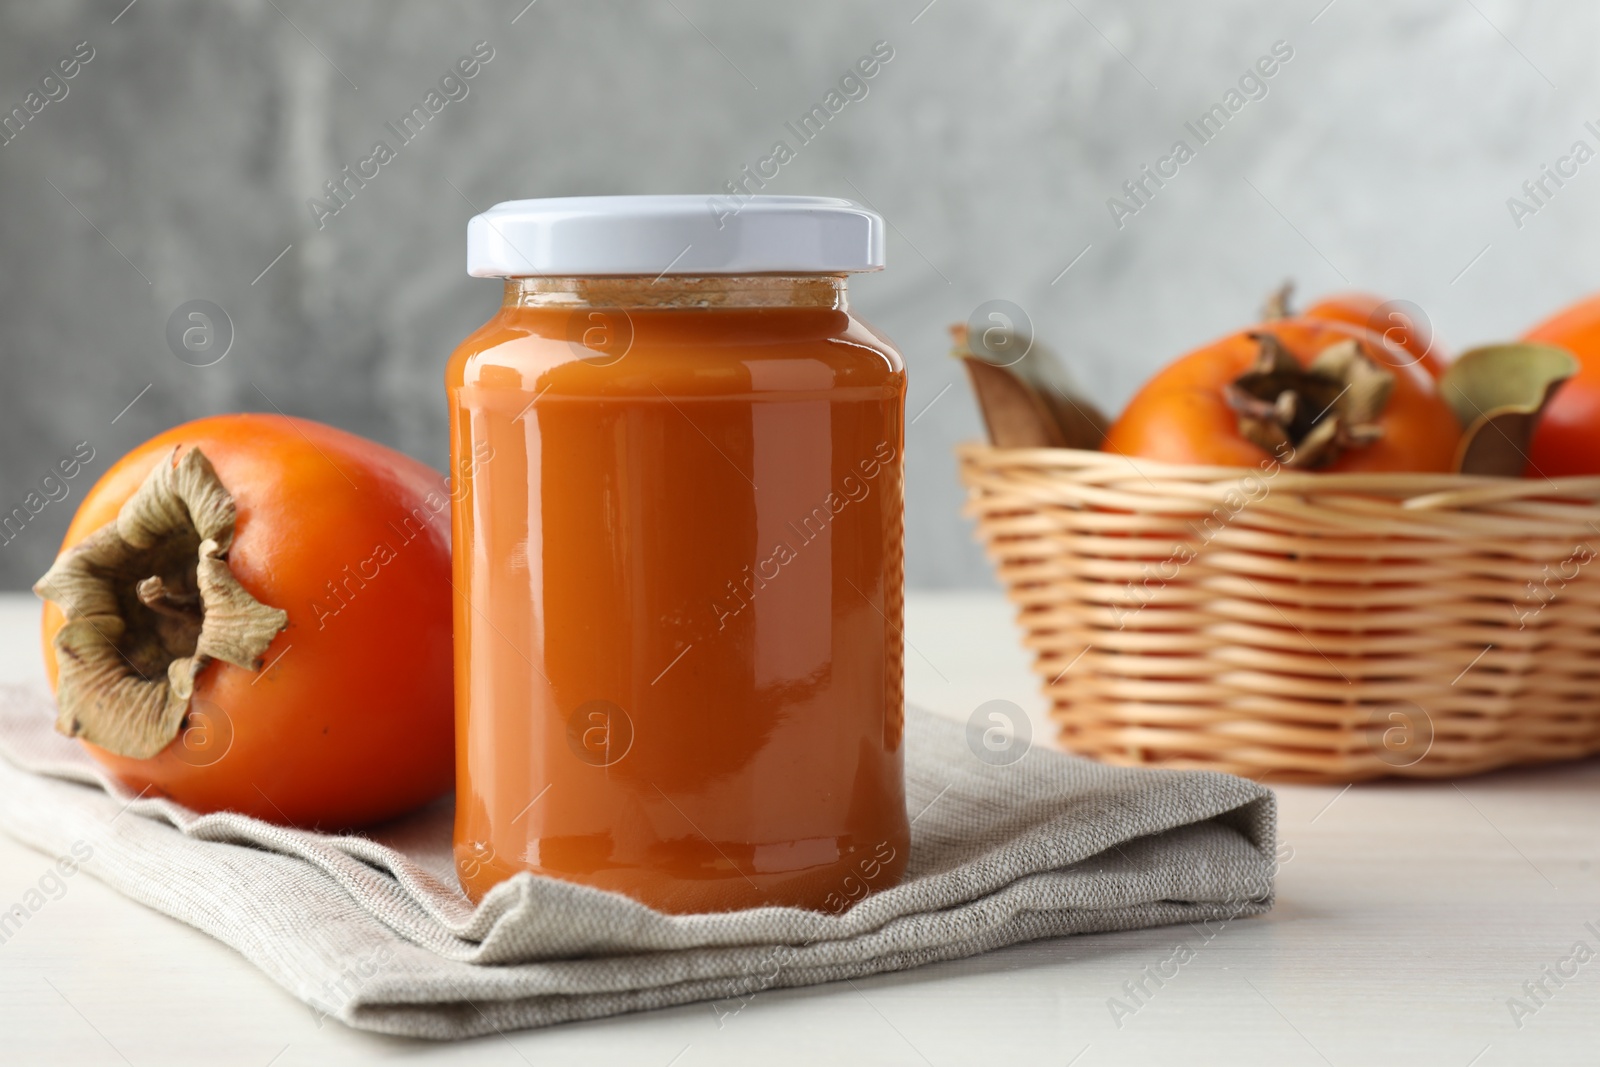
xmin=1102 ymin=318 xmax=1461 ymax=473
xmin=34 ymin=414 xmax=455 ymax=829
xmin=1522 ymin=292 xmax=1600 ymax=477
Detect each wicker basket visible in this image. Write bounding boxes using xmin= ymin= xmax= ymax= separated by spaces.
xmin=958 ymin=443 xmax=1600 ymax=782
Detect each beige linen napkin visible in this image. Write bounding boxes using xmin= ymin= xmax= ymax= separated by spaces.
xmin=0 ymin=684 xmax=1275 ymax=1039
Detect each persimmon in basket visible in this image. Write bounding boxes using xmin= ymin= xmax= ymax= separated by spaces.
xmin=33 ymin=415 xmax=455 ymax=829
xmin=1103 ymin=318 xmax=1461 ymax=472
xmin=1523 ymin=291 xmax=1600 ymax=477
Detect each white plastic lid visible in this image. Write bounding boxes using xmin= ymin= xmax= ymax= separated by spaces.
xmin=466 ymin=195 xmax=884 ymax=278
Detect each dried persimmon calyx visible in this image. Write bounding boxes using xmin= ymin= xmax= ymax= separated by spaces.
xmin=32 ymin=447 xmax=288 ymax=759
xmin=1224 ymin=333 xmax=1394 ymax=469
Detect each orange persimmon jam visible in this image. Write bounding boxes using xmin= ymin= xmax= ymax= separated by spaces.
xmin=447 ymin=197 xmax=909 ymax=913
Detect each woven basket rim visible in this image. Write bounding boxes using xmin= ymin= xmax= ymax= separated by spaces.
xmin=956 ymin=441 xmax=1600 ymax=504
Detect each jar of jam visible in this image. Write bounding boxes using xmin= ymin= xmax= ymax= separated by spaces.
xmin=447 ymin=196 xmax=909 ymax=913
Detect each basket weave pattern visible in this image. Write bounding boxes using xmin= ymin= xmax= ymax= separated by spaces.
xmin=959 ymin=443 xmax=1600 ymax=781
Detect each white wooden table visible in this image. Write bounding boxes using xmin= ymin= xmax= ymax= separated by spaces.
xmin=1 ymin=590 xmax=1595 ymax=1065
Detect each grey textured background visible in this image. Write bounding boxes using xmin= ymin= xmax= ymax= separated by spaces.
xmin=1 ymin=0 xmax=1595 ymax=590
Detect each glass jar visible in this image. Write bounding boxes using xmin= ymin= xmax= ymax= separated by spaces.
xmin=446 ymin=196 xmax=909 ymax=913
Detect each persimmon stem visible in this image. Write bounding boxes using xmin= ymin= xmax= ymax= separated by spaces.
xmin=136 ymin=576 xmax=204 ymax=624
xmin=1261 ymin=280 xmax=1295 ymax=322
xmin=1226 ymin=333 xmax=1394 ymax=469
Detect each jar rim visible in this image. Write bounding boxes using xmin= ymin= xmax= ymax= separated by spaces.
xmin=503 ymin=274 xmax=847 ymax=310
